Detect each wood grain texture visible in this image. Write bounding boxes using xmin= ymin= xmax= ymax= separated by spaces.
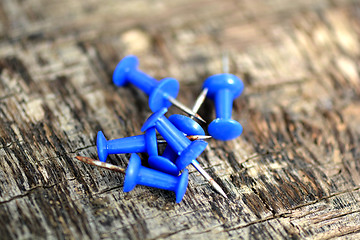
xmin=0 ymin=0 xmax=360 ymax=239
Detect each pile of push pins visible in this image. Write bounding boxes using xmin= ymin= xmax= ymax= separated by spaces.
xmin=76 ymin=54 xmax=244 ymax=203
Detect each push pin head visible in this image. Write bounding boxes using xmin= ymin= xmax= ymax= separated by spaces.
xmin=144 ymin=127 xmax=158 ymax=156
xmin=204 ymin=73 xmax=244 ymax=100
xmin=168 ymin=114 xmax=205 ymax=136
xmin=97 ymin=131 xmax=108 ymax=162
xmin=113 ymin=55 xmax=139 ymax=87
xmin=203 ymin=74 xmax=244 ymax=141
xmin=148 ymin=77 xmax=179 ymax=112
xmin=124 ymin=154 xmax=189 ymax=203
xmin=208 ymin=118 xmax=243 ymax=141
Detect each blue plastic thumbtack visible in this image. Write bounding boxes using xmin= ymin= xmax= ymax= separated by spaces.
xmin=124 ymin=153 xmax=189 ymax=203
xmin=148 ymin=114 xmax=205 ymax=175
xmin=113 ymin=55 xmax=205 ymax=122
xmin=141 ymin=108 xmax=208 ymax=171
xmin=149 ymin=114 xmax=228 ymax=198
xmin=203 ymin=73 xmax=244 ymax=140
xmin=113 ymin=55 xmax=178 ymax=112
xmin=97 ymin=127 xmax=158 ymax=162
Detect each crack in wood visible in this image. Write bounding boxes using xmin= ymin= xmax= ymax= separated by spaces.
xmin=0 ymin=177 xmax=77 ymax=205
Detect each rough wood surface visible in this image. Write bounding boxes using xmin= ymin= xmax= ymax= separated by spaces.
xmin=1 ymin=0 xmax=360 ymax=239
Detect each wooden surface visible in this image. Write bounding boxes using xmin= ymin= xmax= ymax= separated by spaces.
xmin=1 ymin=0 xmax=360 ymax=239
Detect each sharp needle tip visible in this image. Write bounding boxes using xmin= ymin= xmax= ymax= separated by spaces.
xmin=190 ymin=135 xmax=212 ymax=140
xmin=210 ymin=180 xmax=228 ymax=199
xmin=168 ymin=97 xmax=206 ymax=123
xmin=191 ymin=161 xmax=228 ymax=199
xmin=197 ymin=135 xmax=212 ymax=140
xmin=220 ymin=190 xmax=229 ymax=199
xmin=195 ymin=114 xmax=206 ymax=123
xmin=75 ymin=156 xmax=126 ymax=174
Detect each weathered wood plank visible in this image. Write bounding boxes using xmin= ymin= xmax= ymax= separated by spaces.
xmin=0 ymin=0 xmax=360 ymax=239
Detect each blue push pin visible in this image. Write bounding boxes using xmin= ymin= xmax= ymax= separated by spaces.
xmin=97 ymin=127 xmax=158 ymax=162
xmin=113 ymin=55 xmax=205 ymax=122
xmin=141 ymin=108 xmax=208 ymax=171
xmin=203 ymin=73 xmax=244 ymax=140
xmin=124 ymin=153 xmax=189 ymax=203
xmin=149 ymin=114 xmax=228 ymax=198
xmin=148 ymin=114 xmax=205 ymax=175
xmin=191 ymin=52 xmax=244 ymax=141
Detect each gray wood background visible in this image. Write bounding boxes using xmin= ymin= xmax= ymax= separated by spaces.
xmin=0 ymin=0 xmax=360 ymax=239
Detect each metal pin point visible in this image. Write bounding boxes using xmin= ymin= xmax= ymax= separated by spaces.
xmin=188 ymin=141 xmax=228 ymax=199
xmin=75 ymin=156 xmax=126 ymax=174
xmin=167 ymin=96 xmax=206 ymax=123
xmin=191 ymin=161 xmax=228 ymax=199
xmin=190 ymin=88 xmax=208 ymax=119
xmin=222 ymin=51 xmax=230 ymax=73
xmin=186 ymin=135 xmax=212 ymax=141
